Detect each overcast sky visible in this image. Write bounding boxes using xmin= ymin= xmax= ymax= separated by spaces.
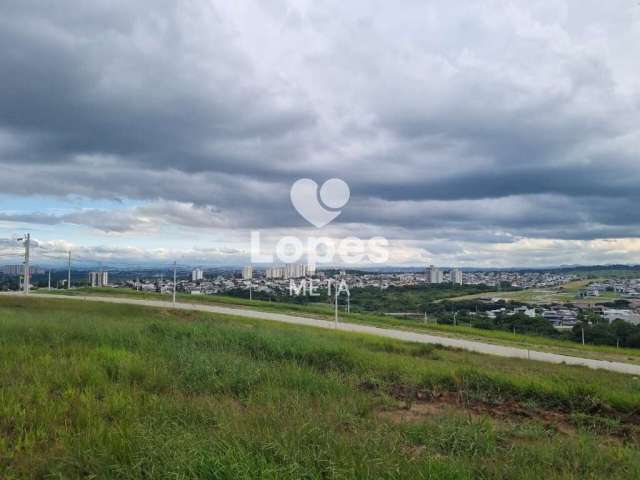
xmin=1 ymin=0 xmax=640 ymax=268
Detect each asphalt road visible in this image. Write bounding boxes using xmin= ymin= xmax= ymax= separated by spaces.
xmin=4 ymin=292 xmax=640 ymax=376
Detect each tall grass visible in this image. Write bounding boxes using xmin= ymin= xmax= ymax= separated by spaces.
xmin=49 ymin=287 xmax=640 ymax=362
xmin=1 ymin=296 xmax=640 ymax=479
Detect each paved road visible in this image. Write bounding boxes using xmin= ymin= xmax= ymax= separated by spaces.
xmin=5 ymin=292 xmax=640 ymax=375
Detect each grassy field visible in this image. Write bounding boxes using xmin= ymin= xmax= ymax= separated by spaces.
xmin=445 ymin=279 xmax=620 ymax=305
xmin=2 ymin=296 xmax=640 ymax=478
xmin=43 ymin=288 xmax=640 ymax=365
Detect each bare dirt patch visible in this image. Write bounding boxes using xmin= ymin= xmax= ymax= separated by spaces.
xmin=371 ymin=384 xmax=640 ymax=440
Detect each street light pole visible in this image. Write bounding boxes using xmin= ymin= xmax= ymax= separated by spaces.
xmin=172 ymin=261 xmax=177 ymax=305
xmin=24 ymin=234 xmax=30 ymax=294
xmin=67 ymin=251 xmax=71 ymax=289
xmin=16 ymin=234 xmax=30 ymax=294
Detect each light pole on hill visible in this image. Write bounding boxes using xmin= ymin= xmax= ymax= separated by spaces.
xmin=16 ymin=234 xmax=30 ymax=294
xmin=172 ymin=261 xmax=177 ymax=305
xmin=67 ymin=251 xmax=71 ymax=289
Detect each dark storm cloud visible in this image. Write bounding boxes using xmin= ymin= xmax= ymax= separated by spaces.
xmin=1 ymin=0 xmax=639 ymax=248
xmin=0 ymin=0 xmax=315 ymax=175
xmin=352 ymin=162 xmax=640 ymax=202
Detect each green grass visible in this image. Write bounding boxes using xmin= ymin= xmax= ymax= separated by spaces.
xmin=50 ymin=287 xmax=339 ymax=316
xmin=2 ymin=296 xmax=640 ymax=478
xmin=446 ymin=278 xmax=621 ymax=305
xmin=44 ymin=288 xmax=640 ymax=365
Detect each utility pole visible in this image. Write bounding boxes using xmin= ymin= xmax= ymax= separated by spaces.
xmin=16 ymin=234 xmax=30 ymax=294
xmin=172 ymin=261 xmax=177 ymax=305
xmin=67 ymin=251 xmax=71 ymax=289
xmin=581 ymin=327 xmax=585 ymax=345
xmin=249 ymin=281 xmax=252 ymax=301
xmin=24 ymin=234 xmax=30 ymax=294
xmin=48 ymin=271 xmax=51 ymax=290
xmin=346 ymin=292 xmax=350 ymax=314
xmin=334 ymin=289 xmax=339 ymax=327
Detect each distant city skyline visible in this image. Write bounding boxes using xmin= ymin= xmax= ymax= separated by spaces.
xmin=1 ymin=2 xmax=640 ymax=268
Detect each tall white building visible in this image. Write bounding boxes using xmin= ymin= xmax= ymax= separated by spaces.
xmin=192 ymin=268 xmax=204 ymax=282
xmin=265 ymin=266 xmax=284 ymax=279
xmin=242 ymin=265 xmax=253 ymax=280
xmin=428 ymin=265 xmax=443 ymax=284
xmin=451 ymin=268 xmax=463 ymax=285
xmin=285 ymin=263 xmax=307 ymax=279
xmin=265 ymin=263 xmax=308 ymax=279
xmin=89 ymin=271 xmax=109 ymax=287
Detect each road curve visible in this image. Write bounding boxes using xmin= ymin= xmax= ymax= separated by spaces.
xmin=4 ymin=292 xmax=640 ymax=376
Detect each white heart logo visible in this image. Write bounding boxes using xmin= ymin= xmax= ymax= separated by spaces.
xmin=290 ymin=178 xmax=350 ymax=228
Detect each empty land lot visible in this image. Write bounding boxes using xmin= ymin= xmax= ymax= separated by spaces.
xmin=2 ymin=296 xmax=640 ymax=479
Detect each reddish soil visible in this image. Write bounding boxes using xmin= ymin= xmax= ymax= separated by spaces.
xmin=367 ymin=383 xmax=640 ymax=440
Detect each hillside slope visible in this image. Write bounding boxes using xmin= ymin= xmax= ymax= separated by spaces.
xmin=1 ymin=297 xmax=640 ymax=479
